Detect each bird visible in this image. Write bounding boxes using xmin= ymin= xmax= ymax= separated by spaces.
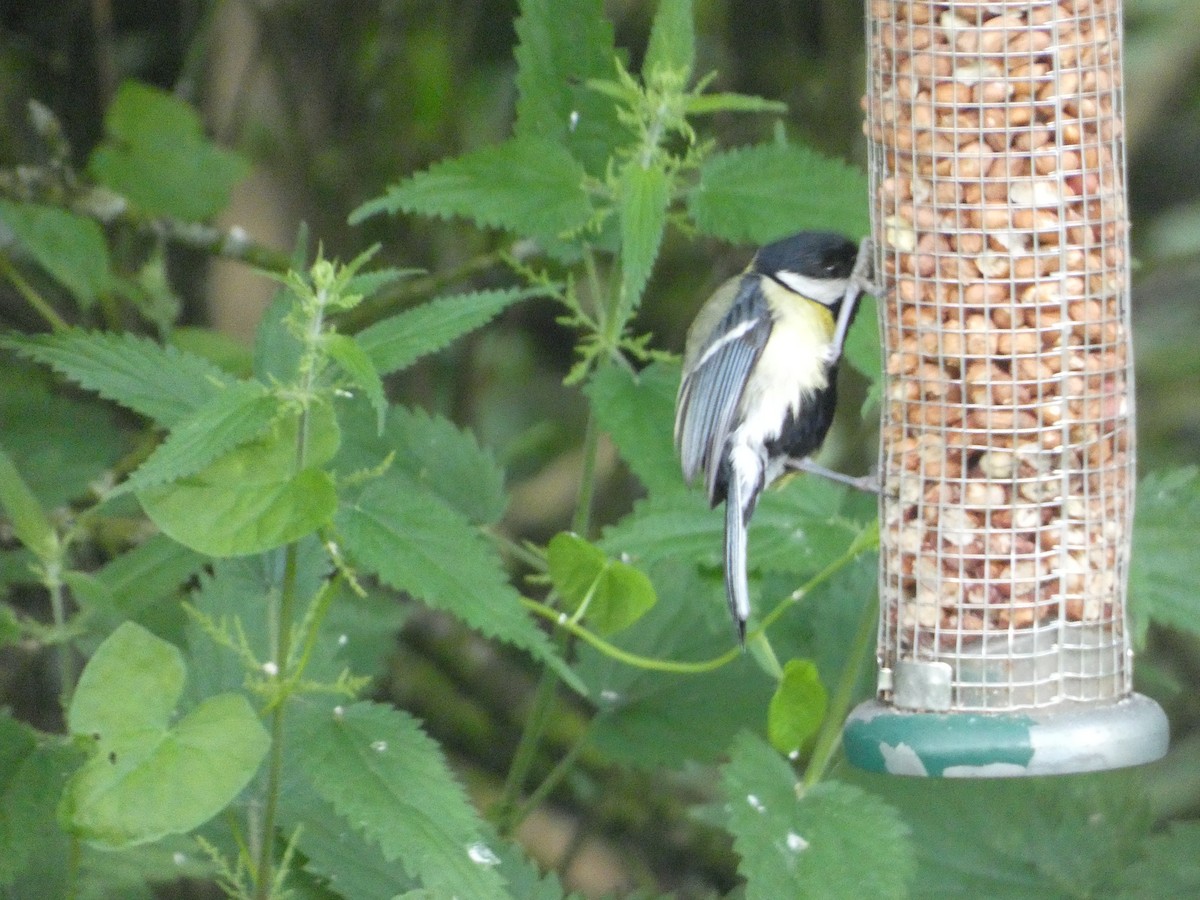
xmin=673 ymin=231 xmax=873 ymax=643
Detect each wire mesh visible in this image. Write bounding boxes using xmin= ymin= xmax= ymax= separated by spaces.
xmin=865 ymin=0 xmax=1134 ymax=711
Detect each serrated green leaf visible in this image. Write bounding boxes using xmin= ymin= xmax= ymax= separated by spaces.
xmin=168 ymin=326 xmax=254 ymax=378
xmin=280 ymin=786 xmax=419 ymax=900
xmin=336 ymin=478 xmax=582 ymax=693
xmin=0 ymin=200 xmax=112 ymax=308
xmin=547 ymin=532 xmax=656 ymax=636
xmin=0 ymin=713 xmax=39 ymax=882
xmin=1116 ymin=822 xmax=1200 ymax=898
xmin=0 ymin=359 xmax=124 ymax=508
xmin=137 ymin=408 xmax=339 ymax=557
xmin=62 ymin=622 xmax=269 ymax=848
xmin=293 ymin=701 xmax=512 ymax=899
xmin=1131 ymin=467 xmax=1200 ymax=642
xmin=0 ymin=718 xmax=82 ymax=888
xmin=723 ymin=734 xmax=914 ymax=900
xmin=513 ymin=0 xmax=625 ymax=176
xmin=689 ymin=143 xmax=869 ymax=245
xmin=88 ymin=80 xmax=248 ymax=221
xmin=324 ymin=333 xmax=386 ymax=433
xmin=643 ymin=0 xmax=695 ymax=81
xmin=618 ymin=161 xmax=670 ymax=319
xmin=684 ymin=92 xmax=788 ymax=116
xmin=350 ymin=138 xmax=591 ymax=246
xmin=116 ymin=380 xmax=276 ymax=496
xmin=0 ymin=447 xmax=57 ymax=562
xmin=357 ymin=287 xmax=540 ymax=377
xmin=185 ymin=540 xmax=331 ymax=701
xmin=602 ymin=476 xmax=864 ymax=577
xmin=767 ymin=659 xmax=828 ymax=756
xmin=336 ymin=398 xmax=508 ymax=526
xmin=2 ymin=330 xmax=235 ymax=427
xmin=851 ymin=767 xmax=1153 ymax=898
xmin=585 ymin=359 xmax=682 ymax=496
xmin=344 ymin=266 xmax=422 ymax=302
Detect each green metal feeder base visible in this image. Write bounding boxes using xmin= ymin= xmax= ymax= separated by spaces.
xmin=843 ymin=694 xmax=1168 ymax=777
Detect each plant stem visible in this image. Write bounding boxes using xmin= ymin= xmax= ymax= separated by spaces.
xmin=45 ymin=562 xmax=76 ymax=710
xmin=254 ymin=543 xmax=298 ymax=900
xmin=495 ymin=406 xmax=603 ymax=835
xmin=0 ymin=254 xmax=69 ymax=332
xmin=802 ymin=584 xmax=878 ymax=789
xmin=513 ymin=721 xmax=594 ymax=828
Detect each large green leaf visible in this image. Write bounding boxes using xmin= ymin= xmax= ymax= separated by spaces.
xmin=137 ymin=408 xmax=339 ymax=557
xmin=336 ymin=398 xmax=508 ymax=526
xmin=0 ymin=360 xmax=124 ymax=508
xmin=62 ymin=622 xmax=269 ymax=848
xmin=547 ymin=531 xmax=656 ymax=635
xmin=584 ymin=359 xmax=683 ymax=497
xmin=115 ymin=380 xmax=277 ymax=496
xmin=513 ymin=0 xmax=625 ymax=176
xmin=1116 ymin=822 xmax=1200 ymax=898
xmin=356 ymin=287 xmax=539 ymax=377
xmin=336 ymin=477 xmax=582 ymax=693
xmin=0 ymin=713 xmax=39 ymax=882
xmin=88 ymin=80 xmax=249 ymax=221
xmin=688 ymin=143 xmax=869 ymax=244
xmin=2 ymin=330 xmax=235 ymax=427
xmin=643 ymin=0 xmax=695 ymax=81
xmin=1131 ymin=467 xmax=1200 ymax=642
xmin=723 ymin=734 xmax=914 ymax=900
xmin=851 ymin=767 xmax=1156 ymax=898
xmin=292 ymin=701 xmax=512 ymax=899
xmin=280 ymin=786 xmax=419 ymax=900
xmin=350 ymin=138 xmax=591 ymax=246
xmin=0 ymin=447 xmax=56 ymax=562
xmin=767 ymin=659 xmax=828 ymax=756
xmin=617 ymin=161 xmax=670 ymax=319
xmin=0 ymin=201 xmax=112 ymax=308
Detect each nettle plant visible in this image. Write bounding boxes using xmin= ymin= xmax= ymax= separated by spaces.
xmin=2 ymin=0 xmax=1198 ymax=898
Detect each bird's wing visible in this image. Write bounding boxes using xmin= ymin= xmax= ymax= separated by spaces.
xmin=675 ymin=278 xmax=772 ymax=502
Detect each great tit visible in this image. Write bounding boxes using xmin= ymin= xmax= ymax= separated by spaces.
xmin=674 ymin=231 xmax=872 ymax=642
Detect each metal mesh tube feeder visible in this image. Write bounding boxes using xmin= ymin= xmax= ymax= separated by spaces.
xmin=843 ymin=0 xmax=1168 ymax=776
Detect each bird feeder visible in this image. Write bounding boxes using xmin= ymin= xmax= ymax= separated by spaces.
xmin=843 ymin=0 xmax=1168 ymax=776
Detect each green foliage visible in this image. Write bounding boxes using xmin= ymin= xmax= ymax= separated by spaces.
xmin=688 ymin=142 xmax=871 ymax=243
xmin=351 ymin=139 xmax=593 ymax=247
xmin=1131 ymin=466 xmax=1200 ymax=642
xmin=88 ymin=81 xmax=249 ymax=221
xmin=2 ymin=2 xmax=1198 ymax=899
xmin=357 ymin=286 xmax=541 ymax=377
xmin=512 ymin=0 xmax=625 ymax=176
xmin=722 ymin=733 xmax=914 ymax=900
xmin=336 ymin=476 xmax=581 ymax=693
xmin=583 ymin=359 xmax=682 ymax=496
xmin=3 ymin=329 xmax=235 ymax=427
xmin=0 ymin=201 xmax=112 ymax=308
xmin=292 ymin=701 xmax=511 ymax=899
xmin=0 ymin=447 xmax=57 ymax=563
xmin=62 ymin=623 xmax=270 ymax=848
xmin=852 ymin=768 xmax=1200 ymax=898
xmin=767 ymin=659 xmax=828 ymax=756
xmin=546 ymin=531 xmax=656 ymax=635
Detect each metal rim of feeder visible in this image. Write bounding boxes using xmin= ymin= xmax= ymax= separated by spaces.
xmin=843 ymin=0 xmax=1168 ymax=777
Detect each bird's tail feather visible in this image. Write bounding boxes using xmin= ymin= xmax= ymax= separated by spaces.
xmin=724 ymin=473 xmax=750 ymax=646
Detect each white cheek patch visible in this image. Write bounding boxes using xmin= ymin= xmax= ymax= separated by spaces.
xmin=774 ymin=271 xmax=848 ymax=306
